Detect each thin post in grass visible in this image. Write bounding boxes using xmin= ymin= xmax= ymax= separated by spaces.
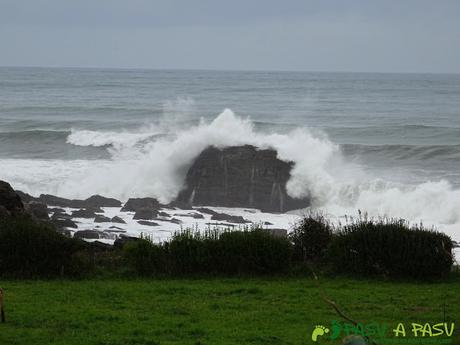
xmin=0 ymin=288 xmax=5 ymax=323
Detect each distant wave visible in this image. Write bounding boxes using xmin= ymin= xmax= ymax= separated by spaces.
xmin=342 ymin=143 xmax=460 ymax=160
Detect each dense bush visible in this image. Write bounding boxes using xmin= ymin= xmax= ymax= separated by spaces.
xmin=0 ymin=216 xmax=85 ymax=278
xmin=123 ymin=229 xmax=292 ymax=276
xmin=327 ymin=217 xmax=454 ymax=279
xmin=290 ymin=213 xmax=333 ymax=263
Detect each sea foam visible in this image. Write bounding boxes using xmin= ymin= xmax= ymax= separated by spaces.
xmin=2 ymin=109 xmax=460 ymax=235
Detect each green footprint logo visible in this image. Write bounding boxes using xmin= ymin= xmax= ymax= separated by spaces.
xmin=312 ymin=325 xmax=330 ymax=342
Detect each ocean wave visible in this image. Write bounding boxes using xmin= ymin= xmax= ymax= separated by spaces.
xmin=66 ymin=128 xmax=163 ymax=150
xmin=342 ymin=143 xmax=460 ymax=160
xmin=2 ymin=109 xmax=460 ymax=229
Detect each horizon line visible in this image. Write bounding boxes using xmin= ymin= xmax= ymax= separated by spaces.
xmin=1 ymin=64 xmax=459 ymax=76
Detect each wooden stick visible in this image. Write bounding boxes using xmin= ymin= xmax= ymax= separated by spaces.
xmin=307 ymin=265 xmax=378 ymax=345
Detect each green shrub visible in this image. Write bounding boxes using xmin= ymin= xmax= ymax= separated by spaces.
xmin=290 ymin=213 xmax=333 ymax=263
xmin=122 ymin=228 xmax=292 ymax=276
xmin=123 ymin=239 xmax=167 ymax=276
xmin=328 ymin=217 xmax=454 ymax=279
xmin=0 ymin=216 xmax=85 ymax=278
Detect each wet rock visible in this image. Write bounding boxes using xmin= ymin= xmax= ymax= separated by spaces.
xmin=137 ymin=220 xmax=160 ymax=227
xmin=52 ymin=218 xmax=78 ymax=229
xmin=133 ymin=209 xmax=158 ymax=220
xmin=109 ymin=225 xmax=124 ymax=230
xmin=176 ymin=145 xmax=310 ymax=213
xmin=94 ymin=215 xmax=111 ymax=223
xmin=158 ymin=211 xmax=171 ymax=217
xmin=264 ymin=221 xmax=273 ymax=225
xmin=210 ymin=213 xmax=251 ymax=224
xmin=195 ymin=207 xmax=218 ymax=216
xmin=71 ymin=209 xmax=97 ymax=218
xmin=49 ymin=207 xmax=66 ymax=214
xmin=51 ymin=212 xmax=72 ymax=220
xmin=39 ymin=194 xmax=121 ymax=209
xmin=111 ymin=216 xmax=126 ymax=224
xmin=174 ymin=212 xmax=205 ymax=219
xmin=83 ymin=195 xmax=121 ymax=208
xmin=114 ymin=234 xmax=141 ymax=249
xmin=26 ymin=201 xmax=50 ymax=220
xmin=121 ymin=198 xmax=160 ymax=212
xmin=0 ymin=180 xmax=25 ymax=217
xmin=74 ymin=230 xmax=101 ymax=239
xmin=167 ymin=200 xmax=194 ymax=210
xmin=16 ymin=190 xmax=39 ymax=203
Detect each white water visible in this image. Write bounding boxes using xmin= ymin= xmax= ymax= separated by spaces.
xmin=2 ymin=109 xmax=460 ymax=245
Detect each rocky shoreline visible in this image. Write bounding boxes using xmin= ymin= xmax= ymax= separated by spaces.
xmin=0 ymin=145 xmax=307 ymax=244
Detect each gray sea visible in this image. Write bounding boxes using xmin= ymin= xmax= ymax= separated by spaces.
xmin=1 ymin=67 xmax=459 ymax=232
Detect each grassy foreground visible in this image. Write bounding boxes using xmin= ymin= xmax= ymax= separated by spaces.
xmin=0 ymin=277 xmax=459 ymax=345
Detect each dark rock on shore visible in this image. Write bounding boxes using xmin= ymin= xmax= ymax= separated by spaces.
xmin=38 ymin=194 xmax=121 ymax=209
xmin=94 ymin=215 xmax=111 ymax=223
xmin=176 ymin=145 xmax=310 ymax=213
xmin=121 ymin=198 xmax=160 ymax=212
xmin=84 ymin=195 xmax=121 ymax=208
xmin=74 ymin=230 xmax=101 ymax=239
xmin=166 ymin=200 xmax=194 ymax=210
xmin=137 ymin=220 xmax=160 ymax=227
xmin=210 ymin=212 xmax=251 ymax=224
xmin=15 ymin=190 xmax=39 ymax=203
xmin=133 ymin=209 xmax=158 ymax=220
xmin=195 ymin=207 xmax=219 ymax=216
xmin=71 ymin=209 xmax=97 ymax=218
xmin=114 ymin=234 xmax=141 ymax=249
xmin=0 ymin=181 xmax=25 ymax=217
xmin=111 ymin=216 xmax=126 ymax=224
xmin=174 ymin=212 xmax=205 ymax=219
xmin=51 ymin=218 xmax=78 ymax=229
xmin=26 ymin=201 xmax=49 ymax=220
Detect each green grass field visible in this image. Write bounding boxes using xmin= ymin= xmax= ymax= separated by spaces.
xmin=0 ymin=276 xmax=459 ymax=345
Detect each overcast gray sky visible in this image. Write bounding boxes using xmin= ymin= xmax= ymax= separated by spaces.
xmin=1 ymin=0 xmax=459 ymax=73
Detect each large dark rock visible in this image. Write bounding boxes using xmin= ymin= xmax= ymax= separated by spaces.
xmin=94 ymin=215 xmax=111 ymax=223
xmin=51 ymin=218 xmax=78 ymax=229
xmin=74 ymin=230 xmax=101 ymax=239
xmin=176 ymin=145 xmax=310 ymax=213
xmin=84 ymin=195 xmax=122 ymax=208
xmin=39 ymin=194 xmax=121 ymax=209
xmin=210 ymin=212 xmax=251 ymax=224
xmin=26 ymin=201 xmax=50 ymax=220
xmin=71 ymin=209 xmax=97 ymax=218
xmin=111 ymin=216 xmax=126 ymax=224
xmin=0 ymin=181 xmax=25 ymax=217
xmin=121 ymin=198 xmax=161 ymax=212
xmin=16 ymin=190 xmax=39 ymax=203
xmin=133 ymin=209 xmax=158 ymax=220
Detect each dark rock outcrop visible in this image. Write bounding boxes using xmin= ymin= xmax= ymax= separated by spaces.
xmin=176 ymin=145 xmax=309 ymax=213
xmin=133 ymin=209 xmax=158 ymax=220
xmin=26 ymin=201 xmax=49 ymax=220
xmin=210 ymin=213 xmax=251 ymax=224
xmin=114 ymin=234 xmax=140 ymax=249
xmin=83 ymin=195 xmax=121 ymax=208
xmin=74 ymin=230 xmax=101 ymax=239
xmin=51 ymin=218 xmax=78 ymax=229
xmin=94 ymin=215 xmax=111 ymax=223
xmin=71 ymin=209 xmax=97 ymax=218
xmin=0 ymin=181 xmax=25 ymax=217
xmin=111 ymin=216 xmax=126 ymax=224
xmin=121 ymin=198 xmax=161 ymax=212
xmin=16 ymin=190 xmax=39 ymax=203
xmin=137 ymin=220 xmax=159 ymax=227
xmin=39 ymin=194 xmax=121 ymax=209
